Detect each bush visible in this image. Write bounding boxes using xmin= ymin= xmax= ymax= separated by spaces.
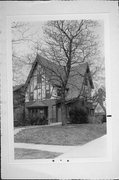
xmin=102 ymin=115 xmax=106 ymax=123
xmin=69 ymin=107 xmax=88 ymax=124
xmin=28 ymin=115 xmax=48 ymax=126
xmin=14 ymin=106 xmax=25 ymax=127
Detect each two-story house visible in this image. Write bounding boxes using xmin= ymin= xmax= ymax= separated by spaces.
xmin=24 ymin=54 xmax=94 ymax=125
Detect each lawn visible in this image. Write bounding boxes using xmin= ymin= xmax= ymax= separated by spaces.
xmin=15 ymin=148 xmax=62 ymax=159
xmin=14 ymin=123 xmax=106 ymax=146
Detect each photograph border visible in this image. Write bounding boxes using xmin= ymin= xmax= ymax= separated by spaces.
xmin=1 ymin=1 xmax=118 ymax=179
xmin=7 ymin=13 xmax=111 ymax=163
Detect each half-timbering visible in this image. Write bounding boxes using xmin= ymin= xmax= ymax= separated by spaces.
xmin=22 ymin=54 xmax=94 ymax=125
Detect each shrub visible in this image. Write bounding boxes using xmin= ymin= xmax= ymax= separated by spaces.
xmin=69 ymin=107 xmax=88 ymax=124
xmin=28 ymin=115 xmax=48 ymax=126
xmin=14 ymin=106 xmax=25 ymax=127
xmin=102 ymin=115 xmax=106 ymax=123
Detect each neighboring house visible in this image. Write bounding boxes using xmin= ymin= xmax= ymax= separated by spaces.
xmin=13 ymin=84 xmax=25 ymax=126
xmin=23 ymin=54 xmax=94 ymax=125
xmin=94 ymin=101 xmax=106 ymax=123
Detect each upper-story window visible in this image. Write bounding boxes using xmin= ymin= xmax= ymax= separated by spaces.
xmin=45 ymin=81 xmax=51 ymax=99
xmin=29 ymin=92 xmax=34 ymax=101
xmin=25 ymin=64 xmax=59 ymax=102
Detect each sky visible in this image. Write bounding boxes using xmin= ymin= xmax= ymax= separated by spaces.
xmin=12 ymin=19 xmax=105 ymax=90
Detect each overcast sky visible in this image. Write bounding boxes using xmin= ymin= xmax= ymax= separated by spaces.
xmin=12 ymin=19 xmax=105 ymax=89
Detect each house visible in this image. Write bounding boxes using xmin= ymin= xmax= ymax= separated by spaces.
xmin=13 ymin=84 xmax=25 ymax=126
xmin=94 ymin=101 xmax=106 ymax=123
xmin=23 ymin=54 xmax=94 ymax=125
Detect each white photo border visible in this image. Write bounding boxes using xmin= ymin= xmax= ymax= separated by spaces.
xmin=1 ymin=1 xmax=119 ymax=179
xmin=7 ymin=13 xmax=111 ymax=163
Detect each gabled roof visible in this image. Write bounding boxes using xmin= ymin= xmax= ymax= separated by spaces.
xmin=66 ymin=63 xmax=87 ymax=99
xmin=24 ymin=54 xmax=94 ymax=100
xmin=24 ymin=54 xmax=63 ymax=89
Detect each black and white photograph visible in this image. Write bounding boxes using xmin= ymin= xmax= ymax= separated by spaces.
xmin=1 ymin=1 xmax=119 ymax=179
xmin=12 ymin=16 xmax=107 ymax=160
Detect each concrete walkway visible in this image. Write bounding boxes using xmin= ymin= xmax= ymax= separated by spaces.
xmin=14 ymin=143 xmax=76 ymax=153
xmin=56 ymin=135 xmax=107 ymax=158
xmin=14 ymin=135 xmax=107 ymax=158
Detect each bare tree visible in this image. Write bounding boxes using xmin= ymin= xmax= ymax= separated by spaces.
xmin=12 ymin=22 xmax=37 ymax=85
xmin=39 ymin=20 xmax=101 ymax=125
xmin=92 ymin=87 xmax=106 ymax=113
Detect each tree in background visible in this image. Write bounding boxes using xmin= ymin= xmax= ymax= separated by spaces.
xmin=92 ymin=87 xmax=106 ymax=113
xmin=12 ymin=22 xmax=37 ymax=85
xmin=12 ymin=20 xmax=105 ymax=125
xmin=38 ymin=20 xmax=102 ymax=125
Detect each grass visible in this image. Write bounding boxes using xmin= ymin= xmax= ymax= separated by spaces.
xmin=15 ymin=148 xmax=62 ymax=159
xmin=14 ymin=123 xmax=106 ymax=146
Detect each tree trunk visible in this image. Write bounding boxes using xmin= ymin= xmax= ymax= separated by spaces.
xmin=61 ymin=102 xmax=67 ymax=126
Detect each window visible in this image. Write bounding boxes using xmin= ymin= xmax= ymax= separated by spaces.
xmin=46 ymin=83 xmax=50 ymax=90
xmin=34 ymin=90 xmax=37 ymax=100
xmin=38 ymin=89 xmax=41 ymax=99
xmin=42 ymin=87 xmax=45 ymax=99
xmin=25 ymin=92 xmax=29 ymax=102
xmin=29 ymin=92 xmax=34 ymax=101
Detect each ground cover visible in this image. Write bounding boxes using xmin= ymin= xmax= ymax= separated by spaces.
xmin=14 ymin=123 xmax=106 ymax=146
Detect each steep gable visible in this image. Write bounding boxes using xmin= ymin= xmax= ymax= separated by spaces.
xmin=24 ymin=54 xmax=94 ymax=101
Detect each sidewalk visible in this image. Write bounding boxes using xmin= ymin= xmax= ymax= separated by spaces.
xmin=14 ymin=143 xmax=75 ymax=153
xmin=14 ymin=126 xmax=107 ymax=158
xmin=56 ymin=135 xmax=107 ymax=158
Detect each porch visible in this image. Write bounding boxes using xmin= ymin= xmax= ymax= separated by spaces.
xmin=25 ymin=99 xmax=61 ymax=125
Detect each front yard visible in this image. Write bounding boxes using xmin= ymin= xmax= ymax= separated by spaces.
xmin=14 ymin=123 xmax=106 ymax=146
